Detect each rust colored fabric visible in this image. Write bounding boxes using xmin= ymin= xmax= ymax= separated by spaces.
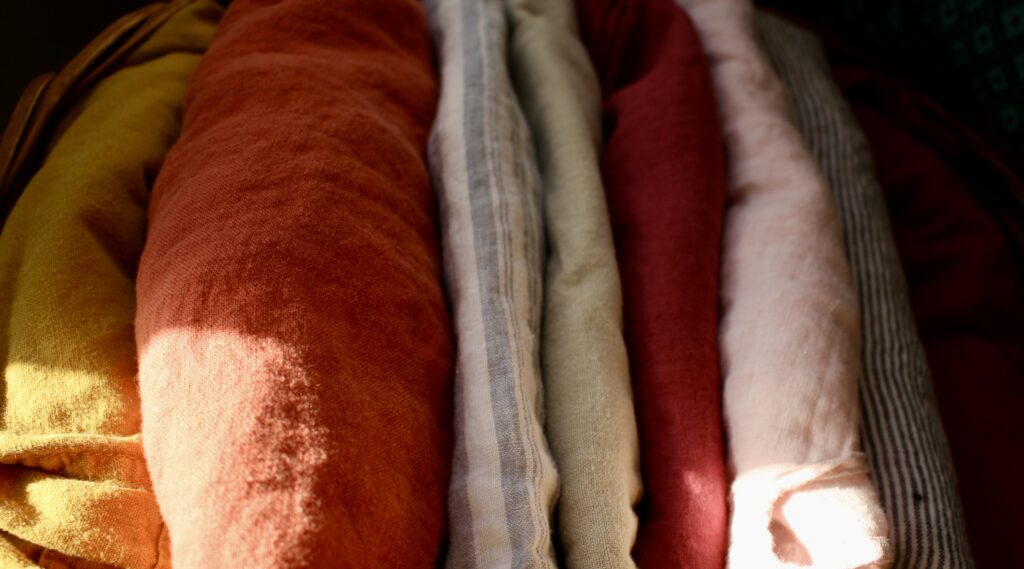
xmin=838 ymin=64 xmax=1024 ymax=569
xmin=575 ymin=0 xmax=729 ymax=566
xmin=134 ymin=0 xmax=453 ymax=567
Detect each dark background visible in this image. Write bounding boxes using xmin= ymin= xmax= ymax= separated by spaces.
xmin=1 ymin=0 xmax=1020 ymax=165
xmin=0 ymin=1 xmax=234 ymax=124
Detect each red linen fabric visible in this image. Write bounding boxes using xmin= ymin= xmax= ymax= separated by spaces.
xmin=134 ymin=1 xmax=453 ymax=567
xmin=575 ymin=0 xmax=729 ymax=567
xmin=838 ymin=65 xmax=1024 ymax=569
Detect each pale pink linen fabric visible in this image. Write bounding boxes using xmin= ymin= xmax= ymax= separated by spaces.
xmin=673 ymin=1 xmax=891 ymax=567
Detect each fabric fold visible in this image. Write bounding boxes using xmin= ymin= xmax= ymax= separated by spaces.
xmin=135 ymin=0 xmax=454 ymax=567
xmin=0 ymin=2 xmax=220 ymax=567
xmin=574 ymin=0 xmax=729 ymax=566
xmin=504 ymin=0 xmax=642 ymax=566
xmin=729 ymin=455 xmax=889 ymax=568
xmin=424 ymin=0 xmax=560 ymax=567
xmin=674 ymin=0 xmax=891 ymax=567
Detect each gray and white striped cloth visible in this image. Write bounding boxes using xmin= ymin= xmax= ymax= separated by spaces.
xmin=760 ymin=13 xmax=976 ymax=568
xmin=424 ymin=0 xmax=559 ymax=567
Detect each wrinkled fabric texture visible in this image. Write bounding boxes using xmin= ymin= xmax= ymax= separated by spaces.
xmin=675 ymin=0 xmax=891 ymax=567
xmin=765 ymin=13 xmax=975 ymax=568
xmin=575 ymin=0 xmax=729 ymax=567
xmin=504 ymin=0 xmax=642 ymax=567
xmin=135 ymin=1 xmax=453 ymax=567
xmin=839 ymin=61 xmax=1021 ymax=569
xmin=425 ymin=0 xmax=560 ymax=567
xmin=0 ymin=2 xmax=220 ymax=567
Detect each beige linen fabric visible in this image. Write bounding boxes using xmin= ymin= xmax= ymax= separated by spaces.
xmin=506 ymin=0 xmax=643 ymax=567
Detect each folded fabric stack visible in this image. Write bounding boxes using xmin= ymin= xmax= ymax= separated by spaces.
xmin=1 ymin=0 xmax=1017 ymax=567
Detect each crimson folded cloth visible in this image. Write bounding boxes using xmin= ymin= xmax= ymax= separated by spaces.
xmin=135 ymin=1 xmax=453 ymax=567
xmin=575 ymin=0 xmax=729 ymax=567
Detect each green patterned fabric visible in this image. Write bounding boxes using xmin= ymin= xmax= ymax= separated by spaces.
xmin=762 ymin=0 xmax=1024 ymax=158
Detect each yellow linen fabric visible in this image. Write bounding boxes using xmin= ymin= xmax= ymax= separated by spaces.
xmin=0 ymin=2 xmax=220 ymax=567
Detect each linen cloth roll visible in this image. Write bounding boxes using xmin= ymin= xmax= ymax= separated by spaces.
xmin=504 ymin=0 xmax=643 ymax=567
xmin=424 ymin=0 xmax=560 ymax=567
xmin=135 ymin=0 xmax=454 ymax=567
xmin=574 ymin=0 xmax=730 ymax=566
xmin=674 ymin=0 xmax=891 ymax=567
xmin=0 ymin=2 xmax=220 ymax=567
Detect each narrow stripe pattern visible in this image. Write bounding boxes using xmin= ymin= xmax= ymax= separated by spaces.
xmin=425 ymin=0 xmax=559 ymax=567
xmin=760 ymin=13 xmax=976 ymax=569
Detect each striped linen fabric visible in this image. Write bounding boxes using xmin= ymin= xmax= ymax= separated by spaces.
xmin=424 ymin=0 xmax=560 ymax=567
xmin=759 ymin=12 xmax=976 ymax=568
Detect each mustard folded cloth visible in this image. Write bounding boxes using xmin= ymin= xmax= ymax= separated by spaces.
xmin=0 ymin=2 xmax=220 ymax=567
xmin=504 ymin=0 xmax=642 ymax=567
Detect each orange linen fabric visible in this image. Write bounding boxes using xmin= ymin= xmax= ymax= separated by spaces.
xmin=134 ymin=1 xmax=452 ymax=567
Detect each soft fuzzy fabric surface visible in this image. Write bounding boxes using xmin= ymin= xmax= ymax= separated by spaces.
xmin=676 ymin=0 xmax=891 ymax=567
